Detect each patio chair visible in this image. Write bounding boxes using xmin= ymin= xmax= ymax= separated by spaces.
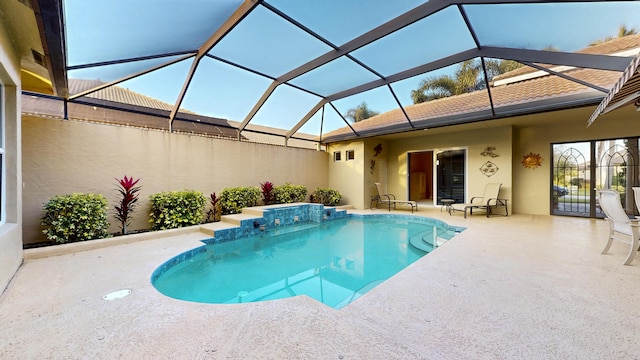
xmin=450 ymin=183 xmax=506 ymax=218
xmin=597 ymin=189 xmax=640 ymax=265
xmin=371 ymin=182 xmax=417 ymax=213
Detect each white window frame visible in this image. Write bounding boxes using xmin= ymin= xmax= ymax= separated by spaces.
xmin=346 ymin=150 xmax=355 ymax=161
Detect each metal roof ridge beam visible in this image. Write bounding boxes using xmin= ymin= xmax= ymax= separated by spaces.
xmin=286 ymin=99 xmax=328 ymax=139
xmin=522 ymin=62 xmax=609 ymax=93
xmin=238 ymin=81 xmax=279 ymax=132
xmin=480 ymin=47 xmax=633 ymax=72
xmin=276 ymin=1 xmax=451 ymax=83
xmin=459 ymin=0 xmax=611 ymax=3
xmin=69 ymin=54 xmax=194 ymax=100
xmin=196 ymin=0 xmax=261 ymax=58
xmin=169 ymin=57 xmax=200 ymax=131
xmin=169 ymin=0 xmax=261 ymax=130
xmin=325 ymin=49 xmax=479 ymax=102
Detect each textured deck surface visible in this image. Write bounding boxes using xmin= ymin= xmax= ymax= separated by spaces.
xmin=2 ymin=207 xmax=639 ymax=359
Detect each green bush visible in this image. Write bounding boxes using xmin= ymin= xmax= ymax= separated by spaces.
xmin=149 ymin=190 xmax=206 ymax=230
xmin=41 ymin=193 xmax=111 ymax=244
xmin=273 ymin=183 xmax=308 ymax=204
xmin=311 ymin=188 xmax=342 ymax=206
xmin=220 ymin=186 xmax=260 ymax=215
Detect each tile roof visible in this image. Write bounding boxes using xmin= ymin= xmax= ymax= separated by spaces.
xmin=493 ymin=35 xmax=640 ymax=81
xmin=25 ymin=79 xmax=319 ymax=149
xmin=69 ymin=79 xmax=194 ymax=114
xmin=322 ymin=37 xmax=640 ymax=142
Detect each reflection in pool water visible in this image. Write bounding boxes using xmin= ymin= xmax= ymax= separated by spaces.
xmin=152 ymin=216 xmax=462 ymax=309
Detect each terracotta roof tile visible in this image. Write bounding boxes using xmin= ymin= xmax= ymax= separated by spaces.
xmin=69 ymin=78 xmax=195 ymax=114
xmin=323 ymin=70 xmax=616 ymax=139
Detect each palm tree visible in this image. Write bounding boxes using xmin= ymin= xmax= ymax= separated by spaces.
xmin=411 ymin=59 xmax=523 ymax=104
xmin=344 ymin=102 xmax=379 ymax=122
xmin=589 ymin=24 xmax=638 ymax=46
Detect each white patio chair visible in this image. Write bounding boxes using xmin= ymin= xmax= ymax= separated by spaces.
xmin=450 ymin=183 xmax=506 ymax=218
xmin=597 ymin=189 xmax=640 ymax=265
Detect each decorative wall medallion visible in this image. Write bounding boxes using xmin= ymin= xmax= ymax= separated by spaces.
xmin=480 ymin=161 xmax=499 ymax=177
xmin=374 ymin=144 xmax=383 ymax=156
xmin=481 ymin=146 xmax=499 ymax=157
xmin=522 ymin=152 xmax=543 ymax=169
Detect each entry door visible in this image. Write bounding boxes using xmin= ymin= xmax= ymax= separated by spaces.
xmin=408 ymin=151 xmax=433 ymax=201
xmin=436 ymin=150 xmax=465 ymax=204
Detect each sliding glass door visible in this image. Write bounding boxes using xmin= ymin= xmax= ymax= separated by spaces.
xmin=436 ymin=149 xmax=465 ymax=205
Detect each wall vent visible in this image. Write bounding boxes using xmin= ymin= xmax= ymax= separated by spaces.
xmin=31 ymin=49 xmax=46 ymax=67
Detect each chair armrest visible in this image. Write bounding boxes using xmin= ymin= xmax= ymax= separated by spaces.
xmin=470 ymin=196 xmax=483 ymax=204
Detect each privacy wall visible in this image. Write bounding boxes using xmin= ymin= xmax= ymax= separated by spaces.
xmin=22 ymin=117 xmax=329 ymax=245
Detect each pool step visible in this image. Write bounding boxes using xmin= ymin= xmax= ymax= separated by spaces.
xmin=220 ymin=212 xmax=262 ymax=226
xmin=408 ymin=229 xmax=446 ymax=253
xmin=334 ymin=279 xmax=385 ymax=309
xmin=199 ymin=220 xmax=241 ymax=236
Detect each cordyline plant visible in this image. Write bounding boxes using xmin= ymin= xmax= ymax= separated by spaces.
xmin=206 ymin=192 xmax=221 ymax=222
xmin=261 ymin=181 xmax=275 ymax=205
xmin=114 ymin=175 xmax=141 ymax=235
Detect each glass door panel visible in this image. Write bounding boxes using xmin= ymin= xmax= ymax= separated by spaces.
xmin=436 ymin=149 xmax=465 ymax=204
xmin=552 ymin=138 xmax=640 ymax=218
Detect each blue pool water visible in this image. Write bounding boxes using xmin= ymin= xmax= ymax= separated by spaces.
xmin=152 ymin=215 xmax=462 ymax=309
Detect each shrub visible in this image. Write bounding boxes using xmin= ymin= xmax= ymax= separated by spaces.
xmin=41 ymin=193 xmax=111 ymax=244
xmin=311 ymin=188 xmax=342 ymax=206
xmin=114 ymin=175 xmax=141 ymax=235
xmin=260 ymin=181 xmax=275 ymax=205
xmin=220 ymin=186 xmax=260 ymax=215
xmin=206 ymin=192 xmax=221 ymax=222
xmin=273 ymin=183 xmax=307 ymax=204
xmin=149 ymin=190 xmax=206 ymax=230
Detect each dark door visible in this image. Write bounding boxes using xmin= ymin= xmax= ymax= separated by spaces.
xmin=437 ymin=149 xmax=465 ymax=204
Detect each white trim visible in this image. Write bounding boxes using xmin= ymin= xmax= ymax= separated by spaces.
xmin=0 ymin=82 xmax=4 ymax=225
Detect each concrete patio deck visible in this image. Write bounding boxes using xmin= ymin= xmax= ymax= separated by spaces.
xmin=1 ymin=207 xmax=639 ymax=359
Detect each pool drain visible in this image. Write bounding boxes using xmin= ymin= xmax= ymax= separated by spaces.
xmin=103 ymin=289 xmax=132 ymax=301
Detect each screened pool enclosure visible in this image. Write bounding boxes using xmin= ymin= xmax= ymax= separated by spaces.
xmin=28 ymin=0 xmax=640 ymax=147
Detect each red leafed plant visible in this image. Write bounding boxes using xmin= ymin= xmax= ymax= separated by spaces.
xmin=114 ymin=175 xmax=141 ymax=235
xmin=206 ymin=192 xmax=221 ymax=222
xmin=261 ymin=181 xmax=275 ymax=205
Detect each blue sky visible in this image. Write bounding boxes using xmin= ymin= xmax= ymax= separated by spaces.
xmin=63 ymin=1 xmax=640 ymax=135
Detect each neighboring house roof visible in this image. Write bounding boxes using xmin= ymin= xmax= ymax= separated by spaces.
xmin=493 ymin=35 xmax=640 ymax=82
xmin=23 ymin=79 xmax=319 ymax=149
xmin=322 ymin=36 xmax=640 ymax=143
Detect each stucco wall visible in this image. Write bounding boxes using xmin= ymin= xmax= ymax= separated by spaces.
xmin=387 ymin=126 xmax=513 ymax=212
xmin=327 ymin=141 xmax=366 ymax=208
xmin=512 ymin=105 xmax=640 ymax=215
xmin=22 ymin=117 xmax=329 ymax=245
xmin=327 ymin=105 xmax=640 ymax=217
xmin=0 ymin=21 xmax=23 ymax=292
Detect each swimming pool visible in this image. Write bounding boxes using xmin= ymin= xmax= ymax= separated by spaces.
xmin=152 ymin=214 xmax=463 ymax=309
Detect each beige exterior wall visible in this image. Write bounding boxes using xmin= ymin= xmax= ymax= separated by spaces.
xmin=0 ymin=21 xmax=23 ymax=292
xmin=22 ymin=117 xmax=328 ymax=245
xmin=512 ymin=105 xmax=640 ymax=215
xmin=327 ymin=141 xmax=366 ymax=208
xmin=387 ymin=126 xmax=513 ymax=212
xmin=328 ymin=104 xmax=640 ymax=216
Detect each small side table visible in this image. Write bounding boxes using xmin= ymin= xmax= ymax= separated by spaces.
xmin=441 ymin=199 xmax=455 ymax=214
